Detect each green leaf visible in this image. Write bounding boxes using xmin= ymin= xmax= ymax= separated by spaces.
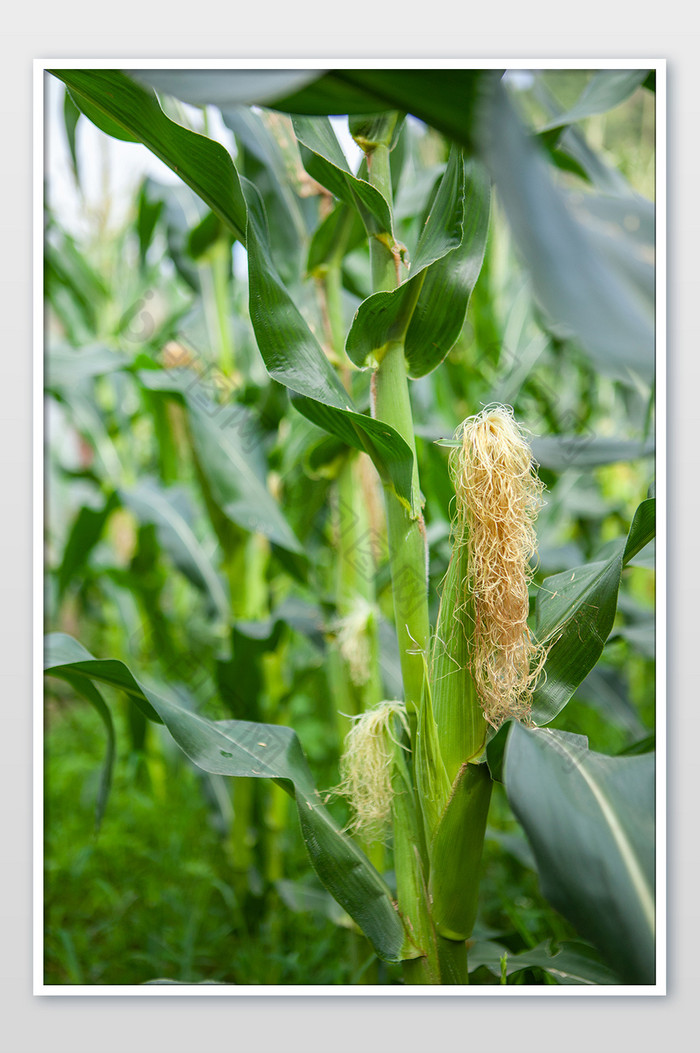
xmin=243 ymin=179 xmax=418 ymax=513
xmin=469 ymin=938 xmax=621 ymax=985
xmin=138 ymin=368 xmax=304 ymax=555
xmin=531 ymin=434 xmax=654 ymax=472
xmin=50 ymin=70 xmax=247 ymax=243
xmin=57 ymin=491 xmax=118 ymax=600
xmin=44 ymin=633 xmax=412 ymax=964
xmin=538 ymin=70 xmax=650 ymax=133
xmin=503 ymin=723 xmax=655 ymax=984
xmin=344 ymin=151 xmax=490 ymax=376
xmin=221 ymin=105 xmax=308 ymax=283
xmin=532 ymin=498 xmax=655 ymax=724
xmin=62 ymin=87 xmax=82 ymax=181
xmin=477 ymin=80 xmax=654 ymax=383
xmin=119 ymin=480 xmax=230 ymax=620
xmin=306 ymin=202 xmax=365 ymax=275
xmin=403 ymin=159 xmax=491 ymax=377
xmin=292 ymin=116 xmax=392 ymax=233
xmin=270 ymin=69 xmax=489 ymax=151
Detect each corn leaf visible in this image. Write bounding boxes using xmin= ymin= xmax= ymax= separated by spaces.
xmin=532 ymin=497 xmax=655 ymax=724
xmin=502 ymin=723 xmax=655 ymax=984
xmin=44 ymin=633 xmax=412 ymax=964
xmin=270 ymin=70 xmax=654 ymax=385
xmin=468 ymin=937 xmax=621 ymax=985
xmin=50 ymin=70 xmax=248 ymax=243
xmin=345 ymin=150 xmax=490 ymax=377
xmin=403 ymin=159 xmax=491 ymax=377
xmin=477 ymin=79 xmax=654 ymax=384
xmin=137 ymin=368 xmax=305 ymax=556
xmin=292 ymin=115 xmax=393 ymax=233
xmin=243 ymin=179 xmax=419 ymax=514
xmin=118 ymin=481 xmax=230 ymax=620
xmin=269 ymin=69 xmax=488 ymax=151
xmin=538 ymin=70 xmax=649 ymax=133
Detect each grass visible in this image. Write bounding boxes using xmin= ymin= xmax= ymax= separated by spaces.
xmin=44 ymin=696 xmax=370 ymax=986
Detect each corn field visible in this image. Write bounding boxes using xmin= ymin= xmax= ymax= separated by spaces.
xmin=43 ymin=66 xmax=658 ymax=988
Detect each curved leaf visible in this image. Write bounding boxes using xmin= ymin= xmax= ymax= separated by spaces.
xmin=503 ymin=723 xmax=655 ymax=984
xmin=44 ymin=633 xmax=413 ymax=964
xmin=119 ymin=480 xmax=230 ymax=619
xmin=50 ymin=70 xmax=247 ymax=243
xmin=345 ymin=150 xmax=489 ymax=376
xmin=538 ymin=70 xmax=650 ymax=133
xmin=243 ymin=180 xmax=418 ymax=513
xmin=477 ymin=79 xmax=654 ymax=383
xmin=532 ymin=497 xmax=655 ymax=724
xmin=129 ymin=69 xmax=320 ymax=109
xmin=468 ymin=938 xmax=621 ymax=985
xmin=138 ymin=368 xmax=304 ymax=556
xmin=269 ymin=69 xmax=489 ymax=150
xmin=292 ymin=116 xmax=392 ymax=233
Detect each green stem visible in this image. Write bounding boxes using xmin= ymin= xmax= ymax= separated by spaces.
xmin=437 ymin=936 xmax=469 ymax=984
xmin=366 ymin=138 xmax=430 ymax=715
xmin=372 ymin=342 xmax=430 ymax=716
xmin=209 ymin=239 xmax=235 ymax=376
xmin=362 ymin=121 xmax=440 ymax=986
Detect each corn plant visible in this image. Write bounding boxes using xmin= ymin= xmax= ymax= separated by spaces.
xmin=44 ymin=67 xmax=657 ymax=986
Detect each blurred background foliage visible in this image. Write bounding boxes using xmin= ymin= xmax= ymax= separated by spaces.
xmin=44 ymin=68 xmax=655 ymax=985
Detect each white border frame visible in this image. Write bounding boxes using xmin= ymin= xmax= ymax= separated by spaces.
xmin=34 ymin=57 xmax=666 ymax=997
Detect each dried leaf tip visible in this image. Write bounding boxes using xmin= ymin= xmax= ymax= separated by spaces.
xmin=451 ymin=405 xmax=547 ymax=728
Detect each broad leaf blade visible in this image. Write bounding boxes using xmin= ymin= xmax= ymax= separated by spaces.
xmin=50 ymin=70 xmax=248 ymax=242
xmin=44 ymin=634 xmax=411 ymax=963
xmin=532 ymin=497 xmax=655 ymax=724
xmin=345 ymin=150 xmax=490 ymax=376
xmin=539 ymin=70 xmax=650 ymax=132
xmin=468 ymin=938 xmax=621 ymax=985
xmin=119 ymin=480 xmax=230 ymax=619
xmin=269 ymin=69 xmax=489 ymax=150
xmin=138 ymin=368 xmax=305 ymax=556
xmin=476 ymin=79 xmax=654 ymax=383
xmin=292 ymin=116 xmax=392 ymax=233
xmin=504 ymin=723 xmax=655 ymax=984
xmin=243 ymin=180 xmax=417 ymax=512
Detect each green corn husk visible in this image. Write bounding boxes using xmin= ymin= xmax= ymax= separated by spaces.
xmin=430 ymin=542 xmax=486 ymax=784
xmin=416 ymin=505 xmax=493 ymax=944
xmin=418 ymin=405 xmax=545 ymax=944
xmin=429 ymin=761 xmax=492 ymax=941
